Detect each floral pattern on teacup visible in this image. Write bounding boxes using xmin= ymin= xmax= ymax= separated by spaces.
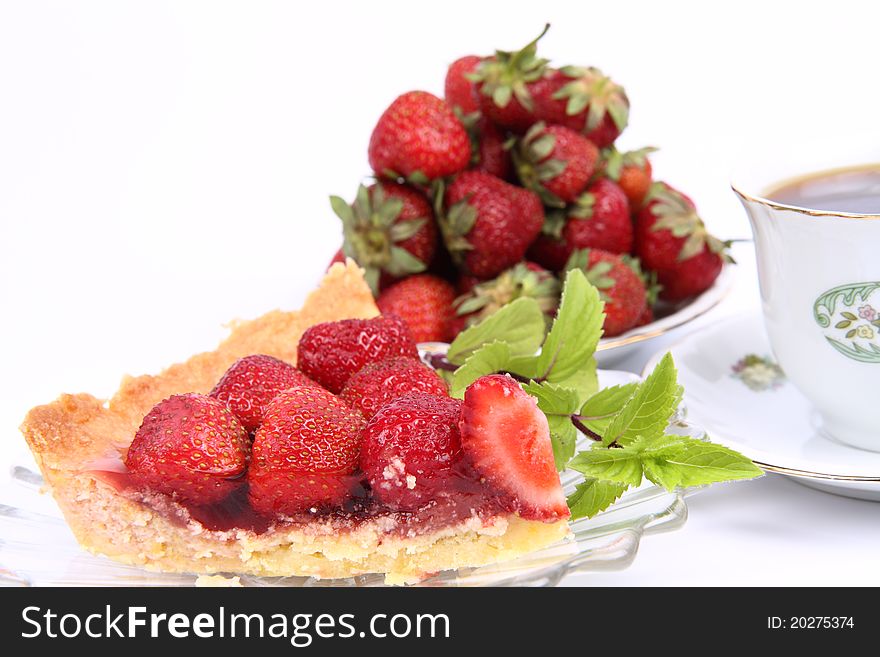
xmin=813 ymin=283 xmax=880 ymax=363
xmin=731 ymin=354 xmax=785 ymax=392
xmin=858 ymin=305 xmax=877 ymax=321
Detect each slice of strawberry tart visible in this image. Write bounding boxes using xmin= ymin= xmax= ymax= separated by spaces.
xmin=20 ymin=261 xmax=569 ymax=584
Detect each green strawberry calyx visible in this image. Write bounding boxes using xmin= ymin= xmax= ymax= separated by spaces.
xmin=431 ymin=179 xmax=476 ymax=264
xmin=646 ymin=182 xmax=734 ymax=263
xmin=601 ymin=146 xmax=658 ymax=181
xmin=330 ymin=184 xmax=429 ymax=294
xmin=468 ymin=24 xmax=551 ymax=111
xmin=568 ymin=190 xmax=596 ymax=220
xmin=553 ymin=66 xmax=630 ymax=133
xmin=452 ymin=106 xmax=486 ymax=168
xmin=622 ymin=254 xmax=662 ymax=305
xmin=563 ymin=248 xmax=614 ymax=302
xmin=540 ymin=208 xmax=568 ymax=238
xmin=454 ymin=262 xmax=561 ymax=323
xmin=512 ymin=122 xmax=568 ymax=208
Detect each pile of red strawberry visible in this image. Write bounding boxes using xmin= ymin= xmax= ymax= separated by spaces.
xmin=124 ymin=316 xmax=568 ymax=523
xmin=329 ymin=27 xmax=730 ymax=339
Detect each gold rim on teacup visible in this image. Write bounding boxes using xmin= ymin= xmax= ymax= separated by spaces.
xmin=731 ymin=163 xmax=880 ymax=220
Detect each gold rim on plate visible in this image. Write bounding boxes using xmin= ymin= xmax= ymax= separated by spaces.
xmin=597 ymin=263 xmax=734 ymax=351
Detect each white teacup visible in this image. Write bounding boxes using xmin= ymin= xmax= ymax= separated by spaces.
xmin=733 ymin=144 xmax=880 ymax=452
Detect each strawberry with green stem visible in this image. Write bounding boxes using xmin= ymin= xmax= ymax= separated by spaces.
xmin=451 ymin=261 xmax=560 ymax=336
xmin=565 ymin=248 xmax=647 ymax=337
xmin=330 ymin=182 xmax=437 ymax=295
xmin=459 ymin=374 xmax=569 ymax=521
xmin=601 ymin=146 xmax=657 ymax=209
xmin=438 ymin=170 xmax=544 ymax=279
xmin=527 ymin=177 xmax=632 ymax=271
xmin=535 ymin=66 xmax=630 ymax=148
xmin=469 ymin=25 xmax=551 ymax=133
xmin=512 ymin=122 xmax=599 ymax=207
xmin=634 ymin=182 xmax=732 ymax=302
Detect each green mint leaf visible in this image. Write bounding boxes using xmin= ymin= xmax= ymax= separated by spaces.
xmin=548 ymin=417 xmax=578 ymax=471
xmin=602 ymin=352 xmax=682 ymax=447
xmin=449 ymin=341 xmax=512 ymax=399
xmin=639 ymin=434 xmax=764 ymax=490
xmin=567 ymin=478 xmax=629 ymax=520
xmin=522 ymin=380 xmax=582 ymax=414
xmin=533 ymin=268 xmax=604 ymax=397
xmin=523 ymin=381 xmax=582 ymax=469
xmin=577 ymin=382 xmax=639 ymax=435
xmin=446 ymin=297 xmax=545 ymax=364
xmin=568 ymin=447 xmax=643 ymax=487
xmin=505 ymin=354 xmax=541 ymax=379
xmin=550 ymin=369 xmax=601 ymax=404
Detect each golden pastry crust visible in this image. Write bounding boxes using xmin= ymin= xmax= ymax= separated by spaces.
xmin=20 ymin=261 xmax=570 ymax=584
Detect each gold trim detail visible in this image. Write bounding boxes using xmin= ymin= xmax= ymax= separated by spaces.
xmin=752 ymin=460 xmax=880 ymax=483
xmin=731 ymin=180 xmax=880 ymax=221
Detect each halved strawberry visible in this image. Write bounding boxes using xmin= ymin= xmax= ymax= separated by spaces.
xmin=459 ymin=375 xmax=569 ymax=521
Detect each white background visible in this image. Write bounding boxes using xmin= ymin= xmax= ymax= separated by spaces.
xmin=2 ymin=0 xmax=879 ymax=586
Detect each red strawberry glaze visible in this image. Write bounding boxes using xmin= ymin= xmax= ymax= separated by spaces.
xmin=85 ymin=453 xmax=513 ymax=537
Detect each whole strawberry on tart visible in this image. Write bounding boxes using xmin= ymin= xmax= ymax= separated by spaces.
xmin=328 ymin=25 xmax=730 ymax=342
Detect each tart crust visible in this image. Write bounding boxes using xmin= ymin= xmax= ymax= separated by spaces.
xmin=20 ymin=260 xmax=569 ymax=584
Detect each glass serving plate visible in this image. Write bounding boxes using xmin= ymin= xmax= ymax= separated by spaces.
xmin=1 ymin=371 xmax=694 ymax=587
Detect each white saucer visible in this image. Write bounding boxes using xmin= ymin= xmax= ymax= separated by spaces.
xmin=643 ymin=313 xmax=880 ymax=501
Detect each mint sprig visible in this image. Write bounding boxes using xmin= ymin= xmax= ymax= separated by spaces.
xmin=439 ymin=269 xmax=762 ymax=521
xmin=444 ymin=269 xmax=604 ymax=399
xmin=600 ymin=353 xmax=682 ymax=447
